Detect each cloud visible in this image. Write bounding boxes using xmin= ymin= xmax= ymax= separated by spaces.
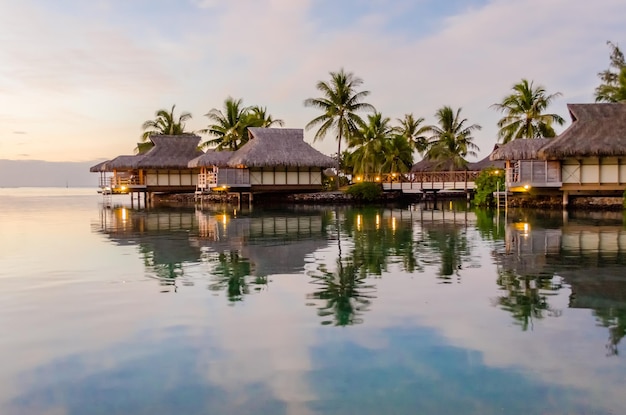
xmin=1 ymin=0 xmax=625 ymax=161
xmin=12 ymin=131 xmax=26 ymax=135
xmin=0 ymin=1 xmax=173 ymax=94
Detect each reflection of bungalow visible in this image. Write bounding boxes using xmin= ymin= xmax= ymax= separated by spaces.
xmin=188 ymin=128 xmax=337 ymax=194
xmin=490 ymin=103 xmax=626 ymax=203
xmin=90 ymin=135 xmax=203 ymax=195
xmin=97 ymin=207 xmax=330 ymax=278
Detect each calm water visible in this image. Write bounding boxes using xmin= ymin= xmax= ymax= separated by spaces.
xmin=1 ymin=188 xmax=626 ymax=415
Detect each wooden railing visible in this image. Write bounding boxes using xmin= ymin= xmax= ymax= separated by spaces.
xmin=381 ymin=170 xmax=480 ymax=193
xmin=409 ymin=171 xmax=480 ymax=184
xmin=506 ymin=161 xmax=561 ymax=187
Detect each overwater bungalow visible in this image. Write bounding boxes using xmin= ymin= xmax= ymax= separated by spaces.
xmin=188 ymin=127 xmax=337 ymax=194
xmin=490 ymin=103 xmax=626 ymax=204
xmin=90 ymin=134 xmax=204 ymax=195
xmin=489 ymin=138 xmax=561 ymax=192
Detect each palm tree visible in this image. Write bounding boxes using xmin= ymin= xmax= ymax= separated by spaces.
xmin=381 ymin=134 xmax=414 ymax=175
xmin=595 ymin=41 xmax=626 ymax=103
xmin=425 ymin=106 xmax=481 ymax=170
xmin=304 ymin=69 xmax=375 ymax=186
xmin=347 ymin=112 xmax=393 ymax=179
xmin=201 ymin=99 xmax=285 ymax=150
xmin=248 ymin=106 xmax=285 ymax=128
xmin=201 ymin=97 xmax=251 ymax=151
xmin=139 ymin=105 xmax=193 ymax=153
xmin=491 ymin=79 xmax=565 ymax=144
xmin=394 ymin=113 xmax=429 ymax=155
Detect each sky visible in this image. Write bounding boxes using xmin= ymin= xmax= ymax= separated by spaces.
xmin=1 ymin=0 xmax=625 ymax=163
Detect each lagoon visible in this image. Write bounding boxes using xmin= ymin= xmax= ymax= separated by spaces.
xmin=1 ymin=188 xmax=625 ymax=415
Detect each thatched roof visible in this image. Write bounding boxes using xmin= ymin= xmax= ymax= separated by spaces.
xmin=469 ymin=145 xmax=505 ymax=170
xmin=89 ymin=160 xmax=111 ymax=172
xmin=489 ymin=138 xmax=552 ymax=161
xmin=137 ymin=135 xmax=203 ymax=169
xmin=225 ymin=128 xmax=337 ymax=168
xmin=410 ymin=158 xmax=467 ymax=172
xmin=95 ymin=135 xmax=203 ymax=170
xmin=538 ymin=103 xmax=626 ymax=160
xmin=107 ymin=154 xmax=145 ymax=170
xmin=188 ymin=149 xmax=234 ymax=168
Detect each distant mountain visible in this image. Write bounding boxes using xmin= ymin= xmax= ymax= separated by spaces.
xmin=0 ymin=159 xmax=104 ymax=188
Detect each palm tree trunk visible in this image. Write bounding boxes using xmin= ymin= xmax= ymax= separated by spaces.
xmin=337 ymin=119 xmax=343 ymax=190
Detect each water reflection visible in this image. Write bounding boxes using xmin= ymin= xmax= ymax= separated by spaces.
xmin=94 ymin=203 xmax=626 ymax=353
xmin=493 ymin=209 xmax=626 ymax=354
xmin=5 ymin=188 xmax=626 ymax=414
xmin=96 ymin=206 xmax=331 ymax=297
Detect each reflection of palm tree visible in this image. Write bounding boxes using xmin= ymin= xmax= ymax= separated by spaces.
xmin=495 ymin=271 xmax=562 ymax=331
xmin=423 ymin=225 xmax=470 ymax=280
xmin=208 ymin=251 xmax=254 ymax=302
xmin=308 ymin=259 xmax=375 ymax=326
xmin=593 ymin=308 xmax=626 ymax=356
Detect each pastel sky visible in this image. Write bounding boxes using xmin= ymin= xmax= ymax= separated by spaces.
xmin=1 ymin=0 xmax=625 ymax=162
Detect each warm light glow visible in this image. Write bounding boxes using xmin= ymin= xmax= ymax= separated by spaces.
xmin=523 ymin=184 xmax=530 ymax=190
xmin=217 ymin=214 xmax=229 ymax=227
xmin=121 ymin=208 xmax=127 ymax=221
xmin=375 ymin=176 xmax=380 ymax=181
xmin=391 ymin=173 xmax=396 ymax=177
xmin=355 ymin=176 xmax=361 ymax=182
xmin=376 ymin=214 xmax=380 ymax=229
xmin=513 ymin=222 xmax=531 ymax=237
xmin=120 ymin=185 xmax=127 ymax=191
xmin=391 ymin=217 xmax=396 ymax=232
xmin=357 ymin=214 xmax=362 ymax=231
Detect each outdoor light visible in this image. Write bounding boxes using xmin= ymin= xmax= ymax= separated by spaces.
xmin=375 ymin=177 xmax=380 ymax=181
xmin=524 ymin=184 xmax=530 ymax=190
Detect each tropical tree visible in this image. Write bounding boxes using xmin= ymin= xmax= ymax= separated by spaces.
xmin=201 ymin=97 xmax=251 ymax=151
xmin=248 ymin=106 xmax=285 ymax=128
xmin=138 ymin=105 xmax=193 ymax=153
xmin=491 ymin=79 xmax=565 ymax=144
xmin=595 ymin=41 xmax=626 ymax=103
xmin=304 ymin=69 xmax=375 ymax=186
xmin=425 ymin=106 xmax=481 ymax=170
xmin=381 ymin=134 xmax=414 ymax=175
xmin=347 ymin=112 xmax=393 ymax=179
xmin=394 ymin=113 xmax=430 ymax=155
xmin=201 ymin=98 xmax=285 ymax=150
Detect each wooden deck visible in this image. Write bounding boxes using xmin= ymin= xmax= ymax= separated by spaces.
xmin=382 ymin=171 xmax=479 ymax=194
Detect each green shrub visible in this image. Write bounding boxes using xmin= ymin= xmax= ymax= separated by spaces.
xmin=345 ymin=182 xmax=383 ymax=202
xmin=623 ymin=189 xmax=626 ymax=209
xmin=473 ymin=167 xmax=505 ymax=207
